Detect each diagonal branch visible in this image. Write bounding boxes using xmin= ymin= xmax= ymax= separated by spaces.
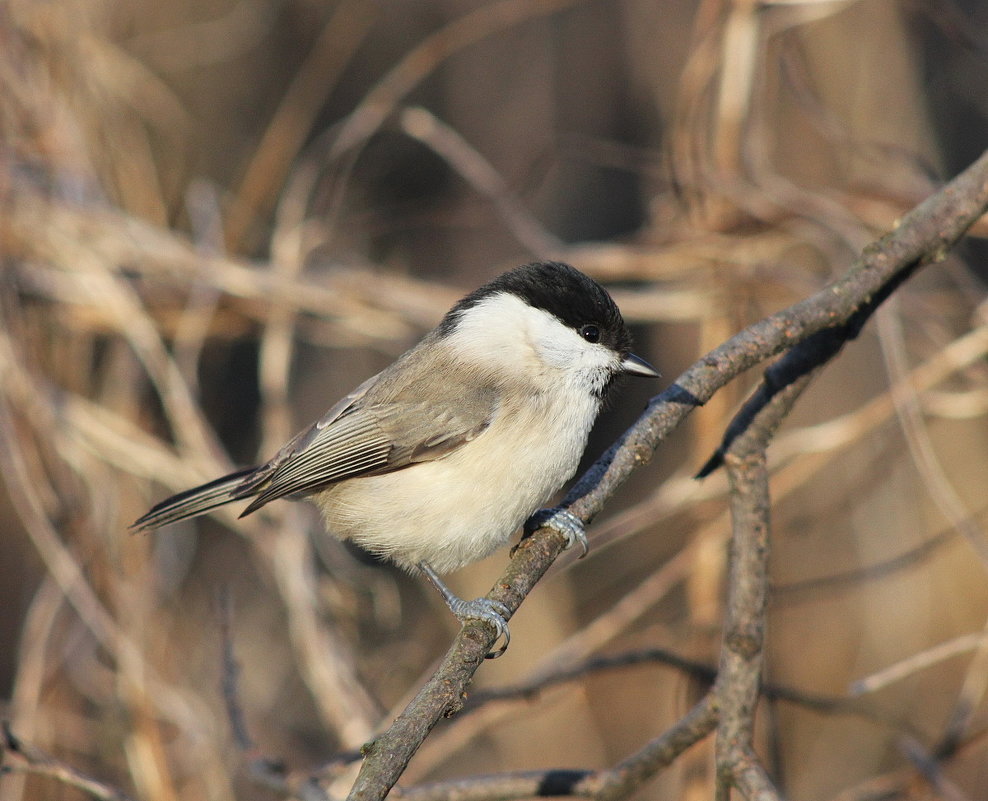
xmin=346 ymin=148 xmax=988 ymax=800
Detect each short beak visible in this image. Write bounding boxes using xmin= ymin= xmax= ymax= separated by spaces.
xmin=621 ymin=353 xmax=660 ymax=378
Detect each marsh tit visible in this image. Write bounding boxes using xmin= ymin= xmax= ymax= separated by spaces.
xmin=133 ymin=261 xmax=657 ymax=655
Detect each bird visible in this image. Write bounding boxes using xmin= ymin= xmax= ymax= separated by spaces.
xmin=133 ymin=261 xmax=658 ymax=656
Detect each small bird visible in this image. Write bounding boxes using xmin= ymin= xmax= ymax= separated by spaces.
xmin=133 ymin=261 xmax=657 ymax=655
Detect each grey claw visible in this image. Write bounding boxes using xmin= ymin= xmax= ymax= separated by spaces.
xmin=447 ymin=597 xmax=511 ymax=659
xmin=527 ymin=507 xmax=589 ymax=557
xmin=418 ymin=562 xmax=511 ymax=658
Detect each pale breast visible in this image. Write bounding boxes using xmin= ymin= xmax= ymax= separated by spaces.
xmin=312 ymin=388 xmax=598 ymax=573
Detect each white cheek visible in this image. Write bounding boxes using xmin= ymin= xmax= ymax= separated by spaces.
xmin=447 ymin=291 xmax=618 ymax=381
xmin=534 ymin=328 xmax=613 ymax=373
xmin=526 ymin=312 xmax=619 ymax=388
xmin=444 ymin=293 xmax=541 ymax=372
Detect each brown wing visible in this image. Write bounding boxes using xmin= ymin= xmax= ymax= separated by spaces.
xmin=237 ymin=387 xmax=497 ymax=516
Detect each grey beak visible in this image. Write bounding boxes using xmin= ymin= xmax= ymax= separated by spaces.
xmin=621 ymin=353 xmax=660 ymax=378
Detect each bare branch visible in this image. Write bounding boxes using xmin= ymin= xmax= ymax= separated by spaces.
xmin=2 ymin=722 xmax=137 ymax=801
xmin=344 ymin=151 xmax=988 ymax=801
xmin=713 ymin=373 xmax=810 ymax=800
xmin=584 ymin=695 xmax=719 ymax=801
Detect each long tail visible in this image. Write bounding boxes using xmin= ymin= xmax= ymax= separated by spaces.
xmin=131 ymin=467 xmax=257 ymax=531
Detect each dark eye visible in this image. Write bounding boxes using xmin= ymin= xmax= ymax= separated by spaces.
xmin=580 ymin=324 xmax=601 ymax=343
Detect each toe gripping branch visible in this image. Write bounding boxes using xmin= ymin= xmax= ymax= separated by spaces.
xmin=419 ymin=509 xmax=588 ymax=659
xmin=419 ymin=562 xmax=512 ymax=658
xmin=525 ymin=507 xmax=589 ymax=557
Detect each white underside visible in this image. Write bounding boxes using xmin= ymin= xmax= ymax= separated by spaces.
xmin=314 ymin=387 xmax=596 ymax=572
xmin=312 ymin=291 xmax=619 ymax=573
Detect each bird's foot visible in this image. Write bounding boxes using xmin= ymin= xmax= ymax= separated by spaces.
xmin=418 ymin=562 xmax=511 ymax=659
xmin=444 ymin=596 xmax=511 ymax=659
xmin=526 ymin=507 xmax=589 ymax=557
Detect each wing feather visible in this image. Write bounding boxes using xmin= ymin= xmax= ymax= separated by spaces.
xmin=239 ymin=393 xmax=496 ymax=517
xmin=134 ymin=352 xmax=501 ymax=530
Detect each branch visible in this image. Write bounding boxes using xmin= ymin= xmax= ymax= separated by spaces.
xmin=567 ymin=146 xmax=988 ymax=515
xmin=347 ymin=530 xmax=569 ymax=801
xmin=713 ymin=372 xmax=812 ymax=800
xmin=387 ymin=696 xmax=718 ymax=801
xmin=1 ymin=722 xmax=137 ymax=801
xmin=345 ymin=150 xmax=988 ymax=800
xmin=468 ymin=648 xmax=906 ymax=732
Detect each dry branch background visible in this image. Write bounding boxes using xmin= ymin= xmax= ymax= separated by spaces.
xmin=1 ymin=0 xmax=988 ymax=799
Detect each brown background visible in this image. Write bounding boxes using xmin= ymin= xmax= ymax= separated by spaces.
xmin=2 ymin=0 xmax=988 ymax=798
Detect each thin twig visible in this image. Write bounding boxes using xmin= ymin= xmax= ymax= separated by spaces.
xmin=2 ymin=722 xmax=138 ymax=801
xmin=398 ymin=107 xmax=563 ymax=255
xmin=850 ymin=633 xmax=988 ymax=697
xmin=223 ymin=0 xmax=378 ymax=250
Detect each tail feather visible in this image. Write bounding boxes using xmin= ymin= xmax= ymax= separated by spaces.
xmin=131 ymin=467 xmax=258 ymax=531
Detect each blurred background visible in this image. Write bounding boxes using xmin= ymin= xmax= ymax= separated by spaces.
xmin=2 ymin=0 xmax=988 ymax=798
